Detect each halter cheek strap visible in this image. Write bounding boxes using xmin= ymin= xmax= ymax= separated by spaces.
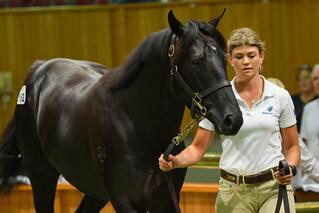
xmin=168 ymin=38 xmax=231 ymax=118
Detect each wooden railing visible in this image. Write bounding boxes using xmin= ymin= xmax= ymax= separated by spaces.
xmin=0 ymin=183 xmax=219 ymax=213
xmin=1 ymin=182 xmax=319 ymax=213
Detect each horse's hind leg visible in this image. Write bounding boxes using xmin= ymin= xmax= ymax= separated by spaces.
xmin=16 ymin=106 xmax=60 ymax=212
xmin=21 ymin=143 xmax=60 ymax=213
xmin=25 ymin=159 xmax=60 ymax=213
xmin=75 ymin=194 xmax=108 ymax=213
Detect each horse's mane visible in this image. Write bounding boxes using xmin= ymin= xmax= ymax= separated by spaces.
xmin=109 ymin=28 xmax=172 ymax=89
xmin=193 ymin=20 xmax=227 ymax=51
xmin=110 ymin=20 xmax=226 ymax=89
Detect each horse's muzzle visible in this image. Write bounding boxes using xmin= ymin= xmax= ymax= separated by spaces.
xmin=208 ymin=111 xmax=243 ymax=136
xmin=221 ymin=112 xmax=243 ymax=135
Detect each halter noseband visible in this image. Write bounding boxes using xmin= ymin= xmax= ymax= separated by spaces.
xmin=168 ymin=36 xmax=231 ymax=118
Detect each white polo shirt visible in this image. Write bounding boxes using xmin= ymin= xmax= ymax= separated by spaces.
xmin=298 ymin=98 xmax=319 ymax=191
xmin=199 ymin=76 xmax=296 ymax=175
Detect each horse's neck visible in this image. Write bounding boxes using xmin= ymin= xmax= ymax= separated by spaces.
xmin=117 ymin=61 xmax=183 ymax=123
xmin=117 ymin=61 xmax=185 ymax=157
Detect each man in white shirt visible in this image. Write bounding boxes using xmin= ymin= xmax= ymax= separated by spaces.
xmin=298 ymin=64 xmax=319 ymax=193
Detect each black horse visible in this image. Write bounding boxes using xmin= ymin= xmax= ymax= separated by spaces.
xmin=0 ymin=10 xmax=243 ymax=213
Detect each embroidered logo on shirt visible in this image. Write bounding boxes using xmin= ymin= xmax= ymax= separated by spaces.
xmin=262 ymin=105 xmax=273 ymax=114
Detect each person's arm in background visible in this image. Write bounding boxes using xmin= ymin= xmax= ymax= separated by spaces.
xmin=299 ymin=136 xmax=319 ymax=182
xmin=159 ymin=127 xmax=215 ymax=171
xmin=276 ymin=124 xmax=300 ymax=185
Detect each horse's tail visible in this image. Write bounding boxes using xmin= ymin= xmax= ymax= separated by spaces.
xmin=0 ymin=117 xmax=23 ymax=193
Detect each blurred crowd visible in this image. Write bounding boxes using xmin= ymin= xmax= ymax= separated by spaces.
xmin=0 ymin=0 xmax=157 ymax=7
xmin=0 ymin=0 xmax=106 ymax=7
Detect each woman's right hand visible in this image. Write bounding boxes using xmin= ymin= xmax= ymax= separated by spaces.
xmin=158 ymin=154 xmax=178 ymax=172
xmin=158 ymin=128 xmax=214 ymax=172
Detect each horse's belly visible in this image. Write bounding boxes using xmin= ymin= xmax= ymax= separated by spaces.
xmin=46 ymin=144 xmax=109 ymax=200
xmin=63 ymin=170 xmax=109 ymax=200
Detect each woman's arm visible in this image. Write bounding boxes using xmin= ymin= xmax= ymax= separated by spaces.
xmin=159 ymin=127 xmax=215 ymax=172
xmin=281 ymin=124 xmax=300 ymax=167
xmin=275 ymin=124 xmax=300 ymax=185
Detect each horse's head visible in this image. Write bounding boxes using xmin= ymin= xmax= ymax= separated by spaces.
xmin=168 ymin=10 xmax=243 ymax=135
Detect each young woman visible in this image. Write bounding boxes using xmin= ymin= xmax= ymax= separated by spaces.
xmin=159 ymin=27 xmax=300 ymax=212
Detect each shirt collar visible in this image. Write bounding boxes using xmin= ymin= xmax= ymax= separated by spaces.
xmin=230 ymin=75 xmax=274 ymax=102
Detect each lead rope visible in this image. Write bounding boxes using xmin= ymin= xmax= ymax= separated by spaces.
xmin=163 ymin=114 xmax=204 ymax=161
xmin=163 ymin=39 xmax=206 ymax=212
xmin=274 ymin=160 xmax=291 ymax=213
xmin=163 ymin=112 xmax=204 ymax=213
xmin=163 ymin=113 xmax=204 ymax=213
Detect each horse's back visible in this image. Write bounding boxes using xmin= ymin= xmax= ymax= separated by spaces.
xmin=33 ymin=58 xmax=108 ymax=82
xmin=24 ymin=58 xmax=109 ymax=107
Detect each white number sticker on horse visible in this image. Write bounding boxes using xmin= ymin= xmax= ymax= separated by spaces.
xmin=17 ymin=85 xmax=26 ymax=105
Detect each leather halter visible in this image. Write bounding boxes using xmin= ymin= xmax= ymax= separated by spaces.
xmin=168 ymin=35 xmax=231 ymax=118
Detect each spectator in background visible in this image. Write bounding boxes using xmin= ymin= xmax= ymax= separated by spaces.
xmin=291 ymin=64 xmax=317 ymax=132
xmin=298 ymin=64 xmax=319 ymax=195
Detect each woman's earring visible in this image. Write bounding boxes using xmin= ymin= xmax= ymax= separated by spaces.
xmin=259 ymin=65 xmax=262 ymax=73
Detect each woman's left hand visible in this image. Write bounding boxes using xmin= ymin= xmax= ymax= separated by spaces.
xmin=274 ymin=167 xmax=293 ymax=185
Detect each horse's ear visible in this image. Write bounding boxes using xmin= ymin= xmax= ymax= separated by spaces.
xmin=168 ymin=10 xmax=184 ymax=37
xmin=209 ymin=8 xmax=226 ymax=28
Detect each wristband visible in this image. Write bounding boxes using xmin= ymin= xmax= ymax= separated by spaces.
xmin=289 ymin=165 xmax=297 ymax=176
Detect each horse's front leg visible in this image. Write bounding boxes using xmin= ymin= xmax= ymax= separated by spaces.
xmin=148 ymin=168 xmax=187 ymax=213
xmin=110 ymin=194 xmax=147 ymax=213
xmin=148 ymin=178 xmax=180 ymax=213
xmin=75 ymin=194 xmax=108 ymax=213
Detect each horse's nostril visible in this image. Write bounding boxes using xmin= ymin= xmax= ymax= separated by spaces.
xmin=224 ymin=114 xmax=233 ymax=126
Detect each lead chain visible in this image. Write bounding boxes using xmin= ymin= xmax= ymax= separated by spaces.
xmin=172 ymin=115 xmax=204 ymax=146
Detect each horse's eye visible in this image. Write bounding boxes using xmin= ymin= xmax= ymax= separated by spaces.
xmin=191 ymin=59 xmax=201 ymax=67
xmin=212 ymin=46 xmax=217 ymax=54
